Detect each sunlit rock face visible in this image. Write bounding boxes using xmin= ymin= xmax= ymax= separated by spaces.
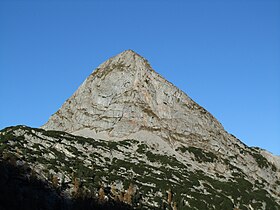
xmin=42 ymin=50 xmax=223 ymax=140
xmin=41 ymin=50 xmax=280 ymax=205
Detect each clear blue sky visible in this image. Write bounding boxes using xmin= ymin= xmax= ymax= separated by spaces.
xmin=0 ymin=0 xmax=279 ymax=155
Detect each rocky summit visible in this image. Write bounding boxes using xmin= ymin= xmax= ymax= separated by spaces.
xmin=42 ymin=49 xmax=223 ymax=141
xmin=1 ymin=50 xmax=280 ymax=210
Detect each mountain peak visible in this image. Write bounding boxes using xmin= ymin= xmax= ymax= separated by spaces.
xmin=120 ymin=49 xmax=138 ymax=55
xmin=112 ymin=49 xmax=139 ymax=60
xmin=98 ymin=49 xmax=151 ymax=72
xmin=42 ymin=50 xmax=224 ymax=142
xmin=118 ymin=49 xmax=143 ymax=58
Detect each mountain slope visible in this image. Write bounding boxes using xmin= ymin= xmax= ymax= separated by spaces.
xmin=0 ymin=125 xmax=279 ymax=209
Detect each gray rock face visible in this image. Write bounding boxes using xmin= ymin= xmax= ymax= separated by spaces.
xmin=42 ymin=50 xmax=280 ymax=203
xmin=43 ymin=50 xmax=223 ymax=140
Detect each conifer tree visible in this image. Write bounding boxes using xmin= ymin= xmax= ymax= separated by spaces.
xmin=167 ymin=188 xmax=173 ymax=204
xmin=52 ymin=175 xmax=59 ymax=188
xmin=119 ymin=191 xmax=124 ymax=202
xmin=73 ymin=177 xmax=80 ymax=195
xmin=172 ymin=201 xmax=177 ymax=210
xmin=98 ymin=186 xmax=105 ymax=203
xmin=124 ymin=183 xmax=134 ymax=204
xmin=110 ymin=183 xmax=118 ymax=200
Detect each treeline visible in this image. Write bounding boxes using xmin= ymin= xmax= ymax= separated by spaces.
xmin=0 ymin=157 xmax=133 ymax=210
